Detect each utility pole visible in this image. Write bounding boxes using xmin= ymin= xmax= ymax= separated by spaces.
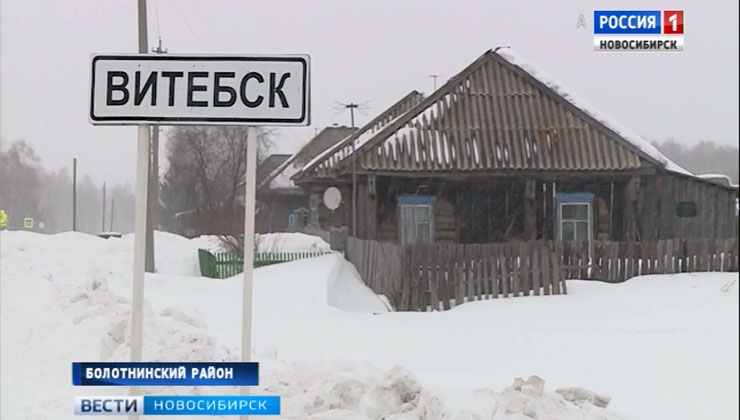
xmin=429 ymin=74 xmax=439 ymax=91
xmin=130 ymin=0 xmax=151 ymax=411
xmin=145 ymin=37 xmax=167 ymax=273
xmin=110 ymin=199 xmax=115 ymax=232
xmin=345 ymin=103 xmax=358 ymax=237
xmin=335 ymin=101 xmax=366 ymax=237
xmin=72 ymin=158 xmax=77 ymax=231
xmin=102 ymin=182 xmax=106 ymax=232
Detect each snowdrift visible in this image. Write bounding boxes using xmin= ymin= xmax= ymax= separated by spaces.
xmin=1 ymin=230 xmax=737 ymax=420
xmin=256 ymin=232 xmax=331 ymax=253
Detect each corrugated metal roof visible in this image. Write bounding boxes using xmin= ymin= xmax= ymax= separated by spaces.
xmin=304 ymin=51 xmax=654 ymax=178
xmin=257 ymin=154 xmax=290 ymax=182
xmin=258 ymin=127 xmax=354 ymax=191
xmin=293 ymin=91 xmax=425 ymax=180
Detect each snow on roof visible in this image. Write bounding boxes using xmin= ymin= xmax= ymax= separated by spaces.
xmin=298 ymin=112 xmax=411 ymax=174
xmin=260 ymin=152 xmax=302 ymax=190
xmin=495 ymin=48 xmax=692 ymax=176
xmin=270 ymin=159 xmax=302 ymax=189
xmin=297 ymin=135 xmax=348 ymax=174
xmin=696 ymin=173 xmax=733 ymax=179
xmin=695 ymin=174 xmax=738 ymax=188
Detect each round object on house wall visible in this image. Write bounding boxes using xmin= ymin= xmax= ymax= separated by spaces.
xmin=323 ymin=187 xmax=342 ymax=211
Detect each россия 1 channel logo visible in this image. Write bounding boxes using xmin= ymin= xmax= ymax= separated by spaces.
xmin=594 ymin=10 xmax=684 ymax=52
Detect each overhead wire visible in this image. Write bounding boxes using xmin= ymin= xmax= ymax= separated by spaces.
xmin=152 ymin=0 xmax=162 ymax=42
xmin=168 ymin=0 xmax=206 ymax=49
xmin=189 ymin=0 xmax=227 ymax=49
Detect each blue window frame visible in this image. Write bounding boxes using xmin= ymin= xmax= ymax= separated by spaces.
xmin=397 ymin=195 xmax=435 ymax=244
xmin=555 ymin=193 xmax=594 ymax=240
xmin=555 ymin=192 xmax=594 ymax=258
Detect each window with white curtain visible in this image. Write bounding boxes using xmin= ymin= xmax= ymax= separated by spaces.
xmin=399 ymin=202 xmax=434 ymax=244
xmin=559 ymin=202 xmax=591 ymax=241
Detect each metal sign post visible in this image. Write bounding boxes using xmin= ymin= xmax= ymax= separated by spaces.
xmin=240 ymin=126 xmax=258 ymax=415
xmin=129 ymin=1 xmax=150 ymax=416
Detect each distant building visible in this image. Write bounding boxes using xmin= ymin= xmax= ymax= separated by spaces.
xmin=254 ymin=126 xmax=354 ymax=233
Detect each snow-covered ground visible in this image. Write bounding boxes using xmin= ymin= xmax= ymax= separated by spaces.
xmin=1 ymin=230 xmax=737 ymax=419
xmin=256 ymin=232 xmax=331 ymax=253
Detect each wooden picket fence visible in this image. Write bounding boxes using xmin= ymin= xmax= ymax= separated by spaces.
xmin=344 ymin=237 xmax=739 ymax=311
xmin=346 ymin=238 xmax=566 ymax=311
xmin=561 ymin=238 xmax=739 ymax=282
xmin=198 ymin=249 xmax=335 ymax=279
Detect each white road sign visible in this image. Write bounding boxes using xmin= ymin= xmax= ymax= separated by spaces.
xmin=89 ymin=54 xmax=310 ymax=125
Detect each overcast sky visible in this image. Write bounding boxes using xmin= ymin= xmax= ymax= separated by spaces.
xmin=1 ymin=0 xmax=738 ymax=186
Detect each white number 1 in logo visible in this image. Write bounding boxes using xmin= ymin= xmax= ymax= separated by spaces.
xmin=669 ymin=13 xmax=678 ymax=31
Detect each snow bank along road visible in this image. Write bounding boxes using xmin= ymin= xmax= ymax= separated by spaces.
xmin=1 ymin=230 xmax=737 ymax=419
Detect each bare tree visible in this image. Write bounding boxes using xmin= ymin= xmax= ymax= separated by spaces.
xmin=0 ymin=140 xmax=136 ymax=233
xmin=161 ymin=126 xmax=274 ymax=230
xmin=0 ymin=140 xmax=42 ymax=229
xmin=653 ymin=139 xmax=739 ymax=183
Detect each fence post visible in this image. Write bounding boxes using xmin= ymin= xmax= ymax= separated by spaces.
xmin=330 ymin=226 xmax=348 ymax=252
xmin=554 ymin=241 xmax=566 ymax=294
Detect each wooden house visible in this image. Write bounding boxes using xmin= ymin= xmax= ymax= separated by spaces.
xmin=292 ymin=49 xmax=738 ymax=250
xmin=255 ymin=126 xmax=354 ymax=233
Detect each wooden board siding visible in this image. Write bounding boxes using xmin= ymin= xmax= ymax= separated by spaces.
xmin=657 ymin=174 xmax=674 ymax=238
xmin=435 ymin=194 xmax=456 ymax=242
xmin=640 ymin=173 xmax=738 ymax=240
xmin=640 ymin=176 xmax=657 ymax=240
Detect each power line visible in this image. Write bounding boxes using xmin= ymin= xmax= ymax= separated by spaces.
xmin=146 ymin=39 xmax=167 ymax=273
xmin=153 ymin=0 xmax=162 ymax=41
xmin=335 ymin=101 xmax=370 ymax=238
xmin=190 ymin=0 xmax=227 ymax=49
xmin=168 ymin=0 xmax=206 ymax=48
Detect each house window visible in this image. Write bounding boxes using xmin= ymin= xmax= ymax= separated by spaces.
xmin=560 ymin=202 xmax=591 ymax=241
xmin=676 ymin=201 xmax=697 ymax=218
xmin=555 ymin=192 xmax=594 ymax=258
xmin=288 ymin=207 xmax=310 ymax=229
xmin=398 ymin=195 xmax=435 ymax=244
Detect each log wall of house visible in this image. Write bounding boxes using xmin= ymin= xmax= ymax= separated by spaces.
xmin=455 ymin=180 xmax=526 ymax=242
xmin=435 ymin=194 xmax=456 ymax=242
xmin=550 ymin=178 xmax=618 ymax=240
xmin=373 ymin=177 xmax=527 ymax=243
xmin=309 ymin=184 xmax=351 ymax=232
xmin=305 ymin=172 xmax=737 ymax=244
xmin=377 ymin=178 xmax=397 ymax=242
xmin=374 ymin=178 xmax=457 ymax=243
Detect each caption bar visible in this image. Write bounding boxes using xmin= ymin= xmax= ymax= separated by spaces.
xmin=74 ymin=396 xmax=280 ymax=416
xmin=72 ymin=362 xmax=258 ymax=386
